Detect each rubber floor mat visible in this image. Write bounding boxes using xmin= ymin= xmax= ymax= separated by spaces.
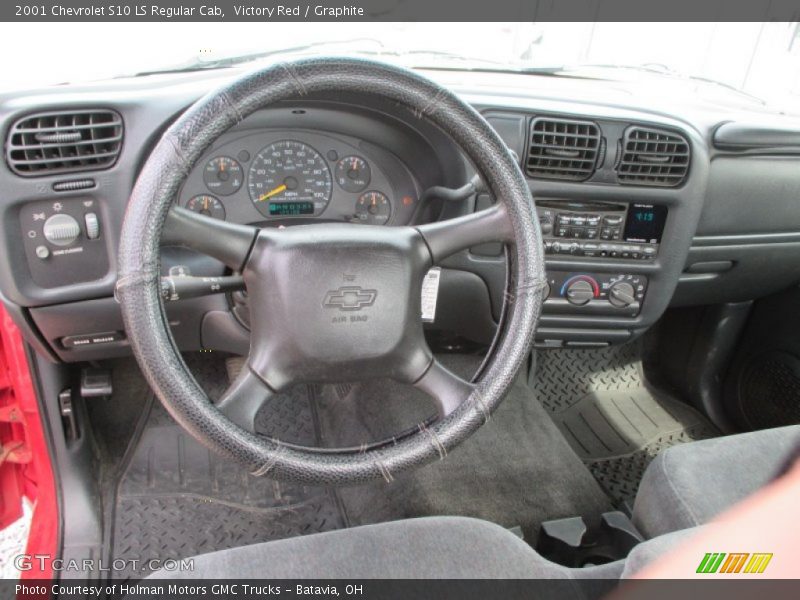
xmin=533 ymin=341 xmax=719 ymax=507
xmin=110 ymin=360 xmax=346 ymax=581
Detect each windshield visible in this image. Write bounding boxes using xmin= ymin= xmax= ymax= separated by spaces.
xmin=2 ymin=22 xmax=799 ymax=110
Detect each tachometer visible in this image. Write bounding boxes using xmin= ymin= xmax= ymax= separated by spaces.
xmin=248 ymin=141 xmax=332 ymax=218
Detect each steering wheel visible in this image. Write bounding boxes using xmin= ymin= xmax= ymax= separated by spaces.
xmin=117 ymin=58 xmax=545 ymax=485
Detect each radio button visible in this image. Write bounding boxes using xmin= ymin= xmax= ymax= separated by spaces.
xmin=569 ymin=227 xmax=584 ymax=238
xmin=582 ymin=243 xmax=599 ymax=257
xmin=603 ymin=215 xmax=623 ymax=226
xmin=571 ymin=215 xmax=587 ymax=226
xmin=585 ymin=215 xmax=601 ymax=227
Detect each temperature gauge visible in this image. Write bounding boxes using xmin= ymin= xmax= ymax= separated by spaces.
xmin=204 ymin=156 xmax=243 ymax=196
xmin=185 ymin=194 xmax=226 ymax=220
xmin=355 ymin=191 xmax=391 ymax=225
xmin=335 ymin=156 xmax=371 ymax=193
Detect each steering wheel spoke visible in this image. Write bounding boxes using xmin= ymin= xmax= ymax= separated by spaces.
xmin=416 ymin=203 xmax=513 ymax=263
xmin=414 ymin=359 xmax=476 ymax=418
xmin=215 ymin=367 xmax=274 ymax=432
xmin=163 ymin=205 xmax=258 ymax=271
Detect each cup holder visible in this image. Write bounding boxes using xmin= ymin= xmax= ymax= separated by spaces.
xmin=536 ymin=511 xmax=644 ymax=568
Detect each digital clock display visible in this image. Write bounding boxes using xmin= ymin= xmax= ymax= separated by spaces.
xmin=624 ymin=204 xmax=668 ymax=243
xmin=268 ymin=201 xmax=315 ymax=216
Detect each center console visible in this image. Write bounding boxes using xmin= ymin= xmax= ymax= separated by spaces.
xmin=535 ymin=199 xmax=668 ymax=314
xmin=531 ymin=199 xmax=671 ymax=346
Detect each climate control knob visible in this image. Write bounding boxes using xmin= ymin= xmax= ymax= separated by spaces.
xmin=565 ymin=279 xmax=595 ymax=306
xmin=42 ymin=214 xmax=81 ymax=247
xmin=609 ymin=281 xmax=636 ymax=308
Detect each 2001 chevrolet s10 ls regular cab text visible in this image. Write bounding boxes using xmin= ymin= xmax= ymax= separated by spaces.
xmin=20 ymin=4 xmax=225 ymax=17
xmin=25 ymin=4 xmax=365 ymax=18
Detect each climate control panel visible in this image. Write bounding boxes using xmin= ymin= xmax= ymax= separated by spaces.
xmin=542 ymin=271 xmax=647 ymax=317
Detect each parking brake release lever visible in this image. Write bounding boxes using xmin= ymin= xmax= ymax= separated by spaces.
xmin=160 ymin=275 xmax=245 ymax=302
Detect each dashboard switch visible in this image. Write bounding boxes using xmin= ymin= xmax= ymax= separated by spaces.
xmin=609 ymin=282 xmax=636 ymax=308
xmin=43 ymin=213 xmax=81 ymax=246
xmin=84 ymin=212 xmax=100 ymax=239
xmin=565 ymin=279 xmax=595 ymax=306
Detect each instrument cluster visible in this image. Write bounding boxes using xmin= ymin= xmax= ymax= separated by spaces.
xmin=177 ymin=129 xmax=420 ymax=227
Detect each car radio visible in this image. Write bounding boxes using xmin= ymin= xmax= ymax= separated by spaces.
xmin=536 ymin=200 xmax=667 ymax=260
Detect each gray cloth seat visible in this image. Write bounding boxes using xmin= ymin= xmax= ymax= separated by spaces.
xmin=619 ymin=527 xmax=700 ymax=578
xmin=149 ymin=514 xmax=695 ymax=592
xmin=150 ymin=427 xmax=798 ymax=586
xmin=632 ymin=425 xmax=800 ymax=538
xmin=153 ymin=516 xmax=622 ymax=581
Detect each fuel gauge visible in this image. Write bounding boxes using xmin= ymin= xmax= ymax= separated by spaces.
xmin=185 ymin=194 xmax=226 ymax=220
xmin=336 ymin=155 xmax=371 ymax=193
xmin=355 ymin=191 xmax=390 ymax=225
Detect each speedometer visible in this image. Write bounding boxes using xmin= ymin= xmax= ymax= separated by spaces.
xmin=248 ymin=140 xmax=332 ymax=218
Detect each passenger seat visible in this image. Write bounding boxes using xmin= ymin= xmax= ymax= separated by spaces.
xmin=632 ymin=425 xmax=800 ymax=538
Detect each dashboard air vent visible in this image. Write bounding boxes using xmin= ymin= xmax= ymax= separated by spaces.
xmin=5 ymin=109 xmax=123 ymax=176
xmin=525 ymin=117 xmax=601 ymax=181
xmin=617 ymin=127 xmax=689 ymax=186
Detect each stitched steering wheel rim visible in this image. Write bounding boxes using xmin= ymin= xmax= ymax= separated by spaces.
xmin=117 ymin=57 xmax=545 ymax=485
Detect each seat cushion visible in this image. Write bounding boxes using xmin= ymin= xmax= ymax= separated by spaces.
xmin=633 ymin=425 xmax=800 ymax=538
xmin=620 ymin=527 xmax=701 ymax=578
xmin=150 ymin=515 xmax=622 ymax=585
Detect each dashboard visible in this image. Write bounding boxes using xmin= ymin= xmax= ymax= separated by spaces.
xmin=178 ymin=128 xmax=419 ymax=228
xmin=2 ymin=66 xmax=800 ymax=363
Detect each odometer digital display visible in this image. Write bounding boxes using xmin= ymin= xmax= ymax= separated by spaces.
xmin=269 ymin=202 xmax=315 ymax=216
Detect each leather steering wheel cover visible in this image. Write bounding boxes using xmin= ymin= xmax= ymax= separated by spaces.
xmin=117 ymin=57 xmax=546 ymax=484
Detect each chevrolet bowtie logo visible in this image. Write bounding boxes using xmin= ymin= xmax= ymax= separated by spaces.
xmin=323 ymin=286 xmax=378 ymax=311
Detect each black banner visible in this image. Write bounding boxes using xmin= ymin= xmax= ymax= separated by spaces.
xmin=7 ymin=579 xmax=800 ymax=600
xmin=2 ymin=0 xmax=800 ymax=22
